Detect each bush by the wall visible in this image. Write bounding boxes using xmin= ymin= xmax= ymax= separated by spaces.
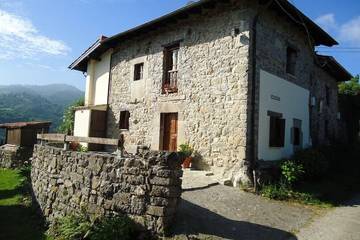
xmin=48 ymin=213 xmax=139 ymax=240
xmin=292 ymin=148 xmax=328 ymax=180
xmin=88 ymin=215 xmax=138 ymax=240
xmin=280 ymin=160 xmax=304 ymax=186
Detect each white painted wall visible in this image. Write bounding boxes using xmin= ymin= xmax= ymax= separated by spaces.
xmin=84 ymin=50 xmax=112 ymax=106
xmin=258 ymin=70 xmax=310 ymax=161
xmin=74 ymin=109 xmax=91 ymax=141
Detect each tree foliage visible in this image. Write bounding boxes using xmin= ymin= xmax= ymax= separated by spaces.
xmin=339 ymin=75 xmax=360 ymax=95
xmin=58 ymin=98 xmax=84 ymax=134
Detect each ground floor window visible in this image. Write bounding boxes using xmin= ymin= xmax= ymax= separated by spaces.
xmin=268 ymin=111 xmax=285 ymax=148
xmin=292 ymin=119 xmax=302 ymax=146
xmin=119 ymin=111 xmax=130 ymax=130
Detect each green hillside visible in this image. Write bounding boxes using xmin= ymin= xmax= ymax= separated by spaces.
xmin=0 ymin=84 xmax=83 ymax=143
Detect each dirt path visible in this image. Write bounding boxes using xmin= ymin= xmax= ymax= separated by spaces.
xmin=293 ymin=194 xmax=360 ymax=240
xmin=167 ymin=170 xmax=317 ymax=240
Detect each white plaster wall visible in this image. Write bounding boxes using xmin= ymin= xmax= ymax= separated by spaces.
xmin=74 ymin=109 xmax=91 ymax=138
xmin=85 ymin=60 xmax=95 ymax=106
xmin=258 ymin=70 xmax=310 ymax=161
xmin=84 ymin=50 xmax=112 ymax=106
xmin=93 ymin=50 xmax=112 ymax=106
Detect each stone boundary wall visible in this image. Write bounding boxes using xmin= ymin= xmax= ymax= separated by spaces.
xmin=31 ymin=145 xmax=183 ymax=235
xmin=0 ymin=144 xmax=32 ymax=168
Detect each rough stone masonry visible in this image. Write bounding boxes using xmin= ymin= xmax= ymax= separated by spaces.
xmin=31 ymin=145 xmax=183 ymax=235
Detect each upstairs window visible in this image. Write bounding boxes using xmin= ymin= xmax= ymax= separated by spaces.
xmin=325 ymin=120 xmax=329 ymax=139
xmin=134 ymin=63 xmax=144 ymax=81
xmin=286 ymin=47 xmax=297 ymax=76
xmin=268 ymin=112 xmax=286 ymax=148
xmin=119 ymin=111 xmax=130 ymax=130
xmin=163 ymin=43 xmax=179 ymax=94
xmin=325 ymin=86 xmax=330 ymax=106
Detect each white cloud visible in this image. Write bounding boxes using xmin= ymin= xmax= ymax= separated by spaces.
xmin=316 ymin=13 xmax=360 ymax=46
xmin=315 ymin=13 xmax=337 ymax=31
xmin=0 ymin=9 xmax=70 ymax=60
xmin=339 ymin=16 xmax=360 ymax=45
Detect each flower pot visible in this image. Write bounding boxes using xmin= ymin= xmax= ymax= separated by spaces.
xmin=182 ymin=157 xmax=192 ymax=168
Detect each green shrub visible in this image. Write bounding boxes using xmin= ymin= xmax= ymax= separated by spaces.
xmin=48 ymin=213 xmax=139 ymax=240
xmin=260 ymin=183 xmax=290 ymax=200
xmin=260 ymin=183 xmax=326 ymax=205
xmin=48 ymin=213 xmax=92 ymax=240
xmin=280 ymin=160 xmax=304 ymax=186
xmin=77 ymin=145 xmax=88 ymax=153
xmin=88 ymin=215 xmax=137 ymax=240
xmin=292 ymin=148 xmax=328 ymax=180
xmin=178 ymin=144 xmax=193 ymax=157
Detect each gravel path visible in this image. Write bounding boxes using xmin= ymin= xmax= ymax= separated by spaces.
xmin=293 ymin=194 xmax=360 ymax=240
xmin=167 ymin=170 xmax=317 ymax=240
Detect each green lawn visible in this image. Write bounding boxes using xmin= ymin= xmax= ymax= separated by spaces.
xmin=0 ymin=168 xmax=48 ymax=240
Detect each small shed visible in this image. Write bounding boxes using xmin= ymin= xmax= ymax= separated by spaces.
xmin=0 ymin=121 xmax=51 ymax=147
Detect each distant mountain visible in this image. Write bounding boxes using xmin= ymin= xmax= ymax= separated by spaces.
xmin=0 ymin=84 xmax=84 ymax=142
xmin=0 ymin=84 xmax=84 ymax=107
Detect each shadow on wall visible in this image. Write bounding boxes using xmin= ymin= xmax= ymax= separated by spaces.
xmin=170 ymin=199 xmax=297 ymax=240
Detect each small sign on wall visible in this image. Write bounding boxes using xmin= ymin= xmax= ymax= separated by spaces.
xmin=271 ymin=95 xmax=281 ymax=101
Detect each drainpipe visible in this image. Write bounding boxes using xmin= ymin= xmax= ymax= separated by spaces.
xmin=249 ymin=0 xmax=273 ymax=187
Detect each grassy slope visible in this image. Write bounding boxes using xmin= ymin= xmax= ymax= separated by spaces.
xmin=0 ymin=168 xmax=47 ymax=240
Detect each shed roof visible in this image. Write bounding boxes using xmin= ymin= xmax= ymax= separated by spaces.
xmin=0 ymin=121 xmax=52 ymax=129
xmin=316 ymin=54 xmax=353 ymax=82
xmin=69 ymin=0 xmax=338 ymax=72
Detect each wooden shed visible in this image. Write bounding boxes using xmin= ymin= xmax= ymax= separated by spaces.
xmin=0 ymin=121 xmax=51 ymax=147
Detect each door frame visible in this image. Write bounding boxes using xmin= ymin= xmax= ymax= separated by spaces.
xmin=159 ymin=112 xmax=178 ymax=151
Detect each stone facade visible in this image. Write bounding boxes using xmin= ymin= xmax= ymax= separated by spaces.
xmin=106 ymin=1 xmax=252 ymax=185
xmin=70 ymin=0 xmax=344 ymax=186
xmin=31 ymin=145 xmax=182 ymax=235
xmin=253 ymin=6 xmax=341 ymax=157
xmin=0 ymin=144 xmax=32 ymax=168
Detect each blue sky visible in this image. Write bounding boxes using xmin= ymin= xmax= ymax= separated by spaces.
xmin=0 ymin=0 xmax=359 ymax=90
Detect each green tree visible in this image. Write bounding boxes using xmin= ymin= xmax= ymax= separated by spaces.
xmin=58 ymin=98 xmax=84 ymax=134
xmin=339 ymin=75 xmax=360 ymax=95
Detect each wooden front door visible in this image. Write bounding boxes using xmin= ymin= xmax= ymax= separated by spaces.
xmin=161 ymin=113 xmax=178 ymax=152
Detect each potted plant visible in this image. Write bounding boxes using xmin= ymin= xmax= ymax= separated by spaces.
xmin=179 ymin=144 xmax=194 ymax=169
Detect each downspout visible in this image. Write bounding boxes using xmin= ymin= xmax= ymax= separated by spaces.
xmin=249 ymin=0 xmax=273 ymax=187
xmin=249 ymin=13 xmax=259 ymax=187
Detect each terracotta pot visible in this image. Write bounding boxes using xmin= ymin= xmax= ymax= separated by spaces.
xmin=182 ymin=157 xmax=192 ymax=168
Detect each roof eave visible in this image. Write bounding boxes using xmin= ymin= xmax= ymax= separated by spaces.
xmin=68 ymin=39 xmax=103 ymax=72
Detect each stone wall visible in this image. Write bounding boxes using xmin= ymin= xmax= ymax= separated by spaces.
xmin=311 ymin=66 xmax=340 ymax=145
xmin=106 ymin=1 xmax=252 ymax=186
xmin=31 ymin=145 xmax=182 ymax=235
xmin=254 ymin=5 xmax=340 ymax=156
xmin=0 ymin=144 xmax=32 ymax=168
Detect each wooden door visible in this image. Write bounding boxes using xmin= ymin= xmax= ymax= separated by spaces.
xmin=89 ymin=110 xmax=107 ymax=151
xmin=161 ymin=113 xmax=178 ymax=152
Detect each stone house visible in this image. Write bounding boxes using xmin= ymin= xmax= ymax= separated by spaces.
xmin=69 ymin=0 xmax=352 ymax=186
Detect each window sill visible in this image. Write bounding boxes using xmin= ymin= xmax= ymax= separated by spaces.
xmin=286 ymin=73 xmax=297 ymax=79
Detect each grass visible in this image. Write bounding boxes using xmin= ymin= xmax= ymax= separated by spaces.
xmin=260 ymin=171 xmax=360 ymax=208
xmin=0 ymin=168 xmax=48 ymax=240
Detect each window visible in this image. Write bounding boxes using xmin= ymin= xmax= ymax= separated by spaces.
xmin=163 ymin=43 xmax=179 ymax=93
xmin=268 ymin=112 xmax=286 ymax=148
xmin=134 ymin=63 xmax=144 ymax=81
xmin=325 ymin=86 xmax=330 ymax=106
xmin=286 ymin=47 xmax=297 ymax=76
xmin=119 ymin=111 xmax=130 ymax=130
xmin=325 ymin=120 xmax=329 ymax=139
xmin=292 ymin=119 xmax=302 ymax=146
